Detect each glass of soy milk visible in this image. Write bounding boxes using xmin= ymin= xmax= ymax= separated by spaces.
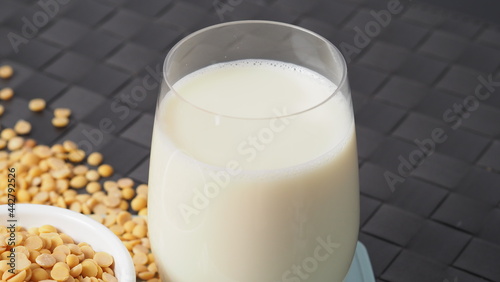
xmin=148 ymin=21 xmax=359 ymax=282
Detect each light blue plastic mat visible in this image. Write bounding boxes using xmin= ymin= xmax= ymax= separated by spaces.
xmin=344 ymin=242 xmax=376 ymax=282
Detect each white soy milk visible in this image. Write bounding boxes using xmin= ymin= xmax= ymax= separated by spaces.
xmin=149 ymin=60 xmax=359 ymax=282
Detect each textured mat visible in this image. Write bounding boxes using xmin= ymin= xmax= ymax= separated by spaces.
xmin=1 ymin=0 xmax=499 ymax=281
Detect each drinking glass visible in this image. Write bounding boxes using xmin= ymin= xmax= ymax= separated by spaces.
xmin=148 ymin=21 xmax=359 ymax=282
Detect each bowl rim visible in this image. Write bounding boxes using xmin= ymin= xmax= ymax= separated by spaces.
xmin=0 ymin=203 xmax=136 ymax=281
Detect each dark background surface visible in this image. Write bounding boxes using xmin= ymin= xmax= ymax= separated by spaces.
xmin=1 ymin=0 xmax=500 ymax=281
xmin=420 ymin=0 xmax=500 ymax=25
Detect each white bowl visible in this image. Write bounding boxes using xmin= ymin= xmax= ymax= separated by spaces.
xmin=0 ymin=204 xmax=136 ymax=281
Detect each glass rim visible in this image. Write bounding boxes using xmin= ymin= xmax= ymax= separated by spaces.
xmin=163 ymin=20 xmax=348 ymax=120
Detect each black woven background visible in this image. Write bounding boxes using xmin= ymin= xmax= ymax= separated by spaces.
xmin=1 ymin=0 xmax=500 ymax=281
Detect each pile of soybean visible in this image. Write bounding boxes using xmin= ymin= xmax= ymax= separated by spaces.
xmin=0 ymin=65 xmax=158 ymax=281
